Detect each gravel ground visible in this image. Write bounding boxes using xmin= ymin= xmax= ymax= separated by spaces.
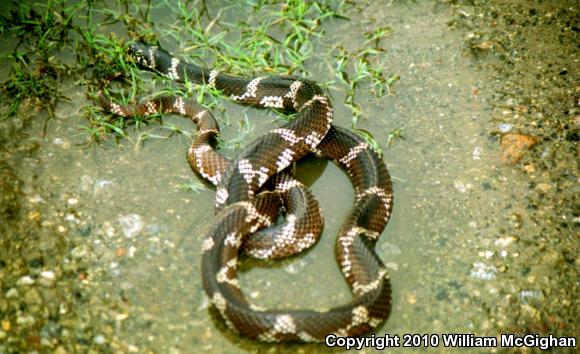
xmin=453 ymin=0 xmax=578 ymax=338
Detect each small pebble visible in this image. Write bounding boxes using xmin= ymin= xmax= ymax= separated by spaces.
xmin=29 ymin=195 xmax=45 ymax=204
xmin=283 ymin=259 xmax=307 ymax=275
xmin=454 ymin=180 xmax=473 ymax=193
xmin=1 ymin=320 xmax=10 ymax=331
xmin=71 ymin=245 xmax=88 ymax=259
xmin=118 ymin=214 xmax=144 ymax=238
xmin=494 ymin=236 xmax=515 ymax=247
xmin=535 ymin=183 xmax=551 ymax=193
xmin=519 ymin=290 xmax=544 ymax=305
xmin=17 ymin=275 xmax=35 ymax=286
xmin=40 ymin=271 xmax=55 ymax=279
xmin=500 ymin=133 xmax=538 ymax=164
xmin=127 ymin=246 xmax=137 ymax=258
xmin=498 ymin=123 xmax=513 ymax=133
xmin=16 ymin=314 xmax=35 ymax=326
xmin=472 ymin=146 xmax=482 ymax=160
xmin=28 ymin=211 xmax=41 ymax=221
xmin=94 ymin=180 xmax=114 ymax=195
xmin=93 ymin=335 xmax=106 ymax=345
xmin=39 ymin=271 xmax=56 ymax=287
xmin=478 ymin=250 xmax=494 ymax=259
xmin=52 ymin=137 xmax=71 ymax=149
xmin=470 ymin=262 xmax=497 ymax=280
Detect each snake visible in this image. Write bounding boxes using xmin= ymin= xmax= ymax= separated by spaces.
xmin=98 ymin=42 xmax=394 ymax=342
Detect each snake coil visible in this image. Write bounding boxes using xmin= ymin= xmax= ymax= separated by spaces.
xmin=99 ymin=42 xmax=394 ymax=342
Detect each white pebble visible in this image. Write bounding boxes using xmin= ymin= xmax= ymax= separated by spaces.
xmin=470 ymin=262 xmax=497 ymax=280
xmin=498 ymin=123 xmax=513 ymax=133
xmin=127 ymin=246 xmax=137 ymax=258
xmin=94 ymin=180 xmax=114 ymax=196
xmin=472 ymin=146 xmax=482 ymax=160
xmin=16 ymin=275 xmax=34 ymax=286
xmin=454 ymin=180 xmax=473 ymax=193
xmin=118 ymin=214 xmax=144 ymax=238
xmin=478 ymin=250 xmax=494 ymax=259
xmin=494 ymin=236 xmax=515 ymax=247
xmin=40 ymin=271 xmax=55 ymax=280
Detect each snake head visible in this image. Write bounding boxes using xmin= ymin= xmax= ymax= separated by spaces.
xmin=128 ymin=42 xmax=157 ymax=70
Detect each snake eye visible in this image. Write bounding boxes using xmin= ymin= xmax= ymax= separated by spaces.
xmin=132 ymin=51 xmax=149 ymax=68
xmin=128 ymin=42 xmax=158 ymax=69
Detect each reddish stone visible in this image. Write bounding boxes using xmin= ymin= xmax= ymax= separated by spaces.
xmin=500 ymin=133 xmax=538 ymax=164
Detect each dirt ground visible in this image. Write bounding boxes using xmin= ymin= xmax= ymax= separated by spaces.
xmin=0 ymin=1 xmax=577 ymax=353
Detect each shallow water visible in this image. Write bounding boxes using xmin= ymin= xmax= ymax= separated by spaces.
xmin=0 ymin=0 xmax=577 ymax=353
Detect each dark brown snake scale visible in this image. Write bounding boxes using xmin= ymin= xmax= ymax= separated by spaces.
xmin=99 ymin=42 xmax=394 ymax=342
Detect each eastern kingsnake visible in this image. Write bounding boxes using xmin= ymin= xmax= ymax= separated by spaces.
xmin=98 ymin=42 xmax=394 ymax=342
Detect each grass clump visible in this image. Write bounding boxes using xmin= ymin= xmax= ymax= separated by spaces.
xmin=0 ymin=0 xmax=399 ymax=150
